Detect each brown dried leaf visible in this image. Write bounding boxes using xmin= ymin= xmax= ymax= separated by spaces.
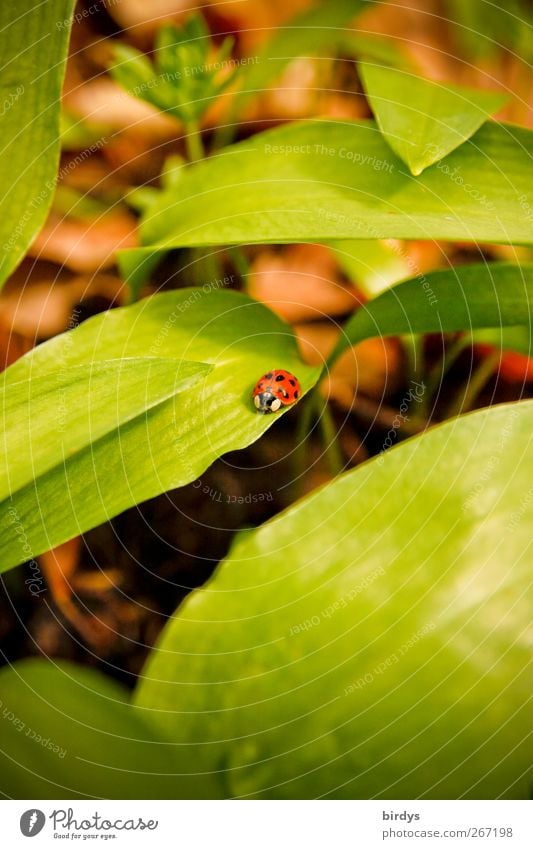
xmin=249 ymin=244 xmax=359 ymax=322
xmin=29 ymin=212 xmax=138 ymax=272
xmin=0 ymin=272 xmax=123 ymax=339
xmin=295 ymin=321 xmax=403 ymax=402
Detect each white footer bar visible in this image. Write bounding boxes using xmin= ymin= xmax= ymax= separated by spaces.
xmin=1 ymin=799 xmax=531 ymax=848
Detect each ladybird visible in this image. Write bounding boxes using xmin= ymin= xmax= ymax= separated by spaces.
xmin=252 ymin=369 xmax=301 ymax=413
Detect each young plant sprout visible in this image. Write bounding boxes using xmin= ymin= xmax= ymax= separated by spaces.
xmin=110 ymin=15 xmax=236 ymax=159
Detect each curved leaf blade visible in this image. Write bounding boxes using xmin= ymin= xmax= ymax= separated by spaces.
xmin=331 ymin=238 xmax=411 ymax=298
xmin=329 ymin=262 xmax=533 ymax=365
xmin=118 ymin=118 xmax=533 ymax=280
xmin=0 ymin=0 xmax=76 ymax=289
xmin=0 ymin=357 xmax=211 ymax=502
xmin=235 ymin=0 xmax=368 ymax=103
xmin=359 ymin=62 xmax=507 ymax=175
xmin=0 ymin=289 xmax=318 ymax=572
xmin=136 ymin=401 xmax=533 ymax=799
xmin=473 ymin=325 xmax=532 ymax=357
xmin=0 ymin=660 xmax=219 ymax=799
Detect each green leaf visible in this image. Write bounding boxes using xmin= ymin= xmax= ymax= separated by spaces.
xmin=445 ymin=0 xmax=533 ymax=62
xmin=234 ymin=0 xmax=369 ymax=104
xmin=359 ymin=62 xmax=507 ymax=175
xmin=0 ymin=289 xmax=318 ymax=572
xmin=0 ymin=659 xmax=219 ymax=799
xmin=1 ymin=357 xmax=211 ymax=504
xmin=119 ymin=117 xmax=533 ymax=280
xmin=110 ymin=42 xmax=157 ymax=95
xmin=329 ymin=262 xmax=533 ymax=366
xmin=118 ymin=248 xmax=167 ymax=302
xmin=472 ymin=326 xmax=532 ymax=357
xmin=213 ymin=0 xmax=372 ymax=148
xmin=111 ymin=17 xmax=236 ymax=126
xmin=60 ymin=109 xmax=109 ymax=151
xmin=135 ymin=401 xmax=533 ymax=799
xmin=332 ymin=239 xmax=410 ymax=298
xmin=51 ymin=185 xmax=111 ymax=220
xmin=125 ymin=156 xmax=186 ymax=216
xmin=338 ymin=32 xmax=412 ymax=69
xmin=0 ymin=0 xmax=76 ymax=290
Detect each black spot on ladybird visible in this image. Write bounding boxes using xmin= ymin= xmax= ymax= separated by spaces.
xmin=275 ymin=374 xmax=285 ymax=381
xmin=294 ymin=390 xmax=299 ymax=398
xmin=265 ymin=372 xmax=273 ymax=379
xmin=289 ymin=379 xmax=296 ymax=386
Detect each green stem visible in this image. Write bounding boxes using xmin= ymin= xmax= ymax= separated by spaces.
xmin=420 ymin=333 xmax=471 ymax=418
xmin=293 ymin=392 xmax=317 ymax=484
xmin=185 ymin=120 xmax=205 ymax=162
xmin=317 ymin=399 xmax=344 ymax=476
xmin=293 ymin=390 xmax=343 ymax=489
xmin=191 ymin=247 xmax=221 ymax=287
xmin=402 ymin=333 xmax=424 ymax=387
xmin=182 ymin=130 xmax=223 ymax=284
xmin=228 ymin=246 xmax=251 ymax=289
xmin=212 ymin=100 xmax=240 ymax=149
xmin=213 ymin=119 xmax=236 ymax=150
xmin=204 ymin=250 xmax=221 ymax=286
xmin=445 ymin=349 xmax=501 ymax=419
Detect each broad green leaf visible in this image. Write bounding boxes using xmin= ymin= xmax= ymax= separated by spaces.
xmin=0 ymin=659 xmax=219 ymax=799
xmin=359 ymin=62 xmax=507 ymax=175
xmin=332 ymin=238 xmax=410 ymax=297
xmin=445 ymin=0 xmax=533 ymax=62
xmin=0 ymin=0 xmax=76 ymax=290
xmin=118 ymin=248 xmax=167 ymax=303
xmin=212 ymin=0 xmax=370 ymax=150
xmin=329 ymin=262 xmax=533 ymax=365
xmin=0 ymin=357 xmax=211 ymax=502
xmin=136 ymin=401 xmax=533 ymax=799
xmin=118 ymin=118 xmax=533 ymax=281
xmin=472 ymin=326 xmax=532 ymax=357
xmin=338 ymin=32 xmax=412 ymax=69
xmin=231 ymin=0 xmax=369 ymax=109
xmin=0 ymin=289 xmax=319 ymax=572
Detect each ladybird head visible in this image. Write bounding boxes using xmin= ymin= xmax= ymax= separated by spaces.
xmin=253 ymin=391 xmax=282 ymax=413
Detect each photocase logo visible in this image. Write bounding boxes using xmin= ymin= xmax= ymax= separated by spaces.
xmin=20 ymin=809 xmax=46 ymax=837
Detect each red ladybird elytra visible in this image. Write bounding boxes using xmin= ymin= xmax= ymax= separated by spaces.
xmin=252 ymin=369 xmax=301 ymax=413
